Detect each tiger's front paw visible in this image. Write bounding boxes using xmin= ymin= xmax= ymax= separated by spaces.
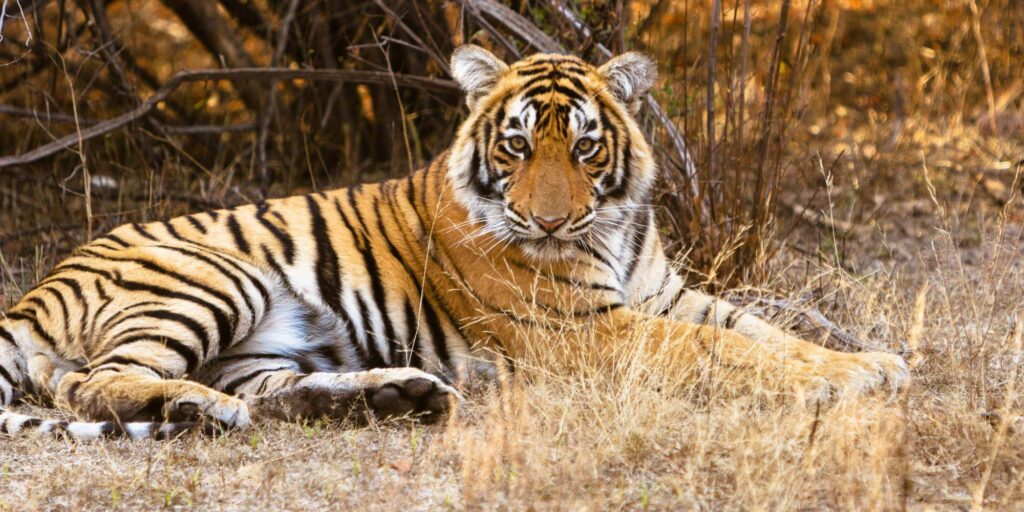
xmin=365 ymin=368 xmax=461 ymax=422
xmin=793 ymin=351 xmax=910 ymax=401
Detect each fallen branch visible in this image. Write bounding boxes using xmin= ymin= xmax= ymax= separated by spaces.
xmin=0 ymin=104 xmax=256 ymax=135
xmin=0 ymin=68 xmax=458 ymax=169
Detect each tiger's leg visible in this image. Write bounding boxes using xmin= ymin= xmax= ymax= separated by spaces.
xmin=37 ymin=242 xmax=276 ymax=428
xmin=651 ymin=283 xmax=909 ymax=392
xmin=581 ymin=308 xmax=904 ymax=399
xmin=54 ymin=339 xmax=250 ymax=427
xmin=202 ymin=355 xmax=458 ymax=423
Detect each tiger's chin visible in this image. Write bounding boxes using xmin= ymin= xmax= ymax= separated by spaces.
xmin=518 ymin=237 xmax=579 ymax=262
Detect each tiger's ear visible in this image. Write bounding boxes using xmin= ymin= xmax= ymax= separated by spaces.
xmin=451 ymin=45 xmax=509 ymax=110
xmin=598 ymin=52 xmax=657 ymax=114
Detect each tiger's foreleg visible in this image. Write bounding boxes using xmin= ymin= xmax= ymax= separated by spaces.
xmin=582 ymin=308 xmax=909 ymax=399
xmin=203 ymin=356 xmax=459 ymax=423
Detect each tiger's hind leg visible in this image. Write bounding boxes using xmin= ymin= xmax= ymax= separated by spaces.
xmin=54 ymin=339 xmax=251 ymax=428
xmin=204 ymin=356 xmax=458 ymax=423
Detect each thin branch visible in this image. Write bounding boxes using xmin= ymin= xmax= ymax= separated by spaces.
xmin=459 ymin=0 xmax=562 ymax=53
xmin=0 ymin=68 xmax=458 ymax=169
xmin=372 ymin=0 xmax=450 ymax=75
xmin=256 ymin=0 xmax=301 ymax=191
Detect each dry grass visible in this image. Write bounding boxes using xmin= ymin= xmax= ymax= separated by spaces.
xmin=2 ymin=0 xmax=1024 ymax=510
xmin=2 ymin=205 xmax=1024 ymax=510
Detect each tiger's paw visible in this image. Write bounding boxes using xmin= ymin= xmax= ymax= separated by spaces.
xmin=163 ymin=392 xmax=252 ymax=429
xmin=793 ymin=351 xmax=910 ymax=401
xmin=249 ymin=368 xmax=460 ymax=424
xmin=363 ymin=368 xmax=461 ymax=422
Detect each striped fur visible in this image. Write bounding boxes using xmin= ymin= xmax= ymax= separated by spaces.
xmin=0 ymin=47 xmax=908 ymax=440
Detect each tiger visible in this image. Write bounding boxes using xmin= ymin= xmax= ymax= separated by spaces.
xmin=0 ymin=46 xmax=909 ymax=440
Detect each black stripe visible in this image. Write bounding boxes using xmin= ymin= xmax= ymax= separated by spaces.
xmin=126 ymin=310 xmax=211 ymax=360
xmin=226 ymin=213 xmax=251 ymax=254
xmin=260 ymin=244 xmax=301 ymax=298
xmin=222 ymin=366 xmax=292 ymax=395
xmin=695 ymin=301 xmax=713 ymax=325
xmin=94 ymin=279 xmax=111 ymax=300
xmin=0 ymin=325 xmax=16 ymax=348
xmin=100 ymin=421 xmax=127 ymax=438
xmin=48 ymin=277 xmax=88 ymax=345
xmin=354 ymin=293 xmax=387 ymax=368
xmin=97 ymin=233 xmax=130 ymax=247
xmin=163 ymin=221 xmax=185 ymax=242
xmin=25 ymin=297 xmax=50 ymax=316
xmin=95 ymin=300 xmax=162 ymax=336
xmin=38 ymin=287 xmax=71 ymax=340
xmin=4 ymin=311 xmax=57 ymax=349
xmin=90 ymin=355 xmax=169 ymax=378
xmin=49 ymin=263 xmax=112 ymax=281
xmin=306 ymin=195 xmax=343 ymax=314
xmin=657 ymin=286 xmax=688 ymax=317
xmin=89 ymin=241 xmax=124 ymax=251
xmin=256 ymin=202 xmax=296 ymax=265
xmin=723 ymin=308 xmax=743 ymax=329
xmin=400 ymin=300 xmax=424 ymax=368
xmin=216 ymin=352 xmax=299 ymax=363
xmin=154 ymin=244 xmax=261 ymax=325
xmin=113 ymin=279 xmax=233 ymax=355
xmin=379 ymin=191 xmax=456 ymax=372
xmin=571 ymin=302 xmax=624 ymax=318
xmin=622 ymin=209 xmax=652 ymax=285
xmin=507 ymin=258 xmax=620 ymax=294
xmin=312 ymin=344 xmax=345 ymax=369
xmin=88 ymin=254 xmax=239 ymax=344
xmin=378 ymin=190 xmax=454 ymax=370
xmin=354 ymin=196 xmax=399 ymax=366
xmin=338 ymin=193 xmax=395 ymax=367
xmin=0 ymin=366 xmax=17 ymax=402
xmin=116 ymin=334 xmax=200 ymax=373
xmin=132 ymin=223 xmax=159 ymax=242
xmin=185 ymin=214 xmax=209 ymax=234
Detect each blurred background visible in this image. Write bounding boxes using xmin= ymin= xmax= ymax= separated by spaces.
xmin=0 ymin=0 xmax=1021 ymax=292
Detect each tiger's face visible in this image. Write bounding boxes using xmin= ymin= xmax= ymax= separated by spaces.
xmin=448 ymin=46 xmax=658 ymax=261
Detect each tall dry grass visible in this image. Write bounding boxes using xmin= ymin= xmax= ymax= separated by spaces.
xmin=1 ymin=207 xmax=1022 ymax=509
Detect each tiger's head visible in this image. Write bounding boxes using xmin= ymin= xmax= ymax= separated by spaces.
xmin=447 ymin=46 xmax=658 ymax=261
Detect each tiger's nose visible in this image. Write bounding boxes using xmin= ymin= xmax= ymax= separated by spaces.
xmin=533 ymin=215 xmax=567 ymax=233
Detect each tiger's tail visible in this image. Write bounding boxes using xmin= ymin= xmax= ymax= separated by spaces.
xmin=0 ymin=319 xmax=208 ymax=441
xmin=0 ymin=409 xmax=213 ymax=440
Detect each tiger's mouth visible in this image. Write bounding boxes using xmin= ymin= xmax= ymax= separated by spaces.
xmin=519 ymin=237 xmax=578 ymax=261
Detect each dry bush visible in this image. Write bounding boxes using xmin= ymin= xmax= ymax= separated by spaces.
xmin=0 ymin=0 xmax=830 ymax=286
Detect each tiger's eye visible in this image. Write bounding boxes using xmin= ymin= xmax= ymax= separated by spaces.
xmin=575 ymin=138 xmax=595 ymax=154
xmin=508 ymin=136 xmax=528 ymax=152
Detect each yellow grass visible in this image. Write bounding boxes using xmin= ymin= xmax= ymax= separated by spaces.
xmin=2 ymin=210 xmax=1022 ymax=510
